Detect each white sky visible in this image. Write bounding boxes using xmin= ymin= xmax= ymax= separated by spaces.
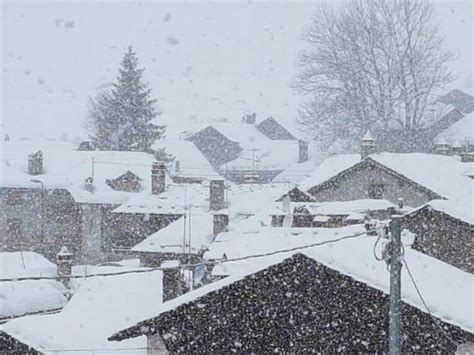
xmin=1 ymin=0 xmax=472 ymax=142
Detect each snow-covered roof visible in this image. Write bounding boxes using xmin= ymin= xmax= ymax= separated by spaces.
xmin=435 ymin=112 xmax=474 ymax=145
xmin=0 ymin=252 xmax=56 ymax=279
xmin=269 ymin=199 xmax=397 ymax=216
xmin=371 ymin=153 xmax=473 ymax=202
xmin=132 ymin=214 xmax=214 ymax=254
xmin=405 ymin=199 xmax=474 ymax=225
xmin=111 ymin=225 xmax=473 ymax=339
xmin=1 ymin=269 xmax=163 ymax=354
xmin=298 ymin=152 xmax=474 ymax=203
xmin=223 ymin=140 xmax=321 ymax=172
xmin=112 ymin=182 xmax=209 ymax=214
xmin=0 ymin=280 xmax=68 ymax=319
xmin=201 ymin=225 xmax=473 ymax=333
xmin=153 ymin=138 xmax=220 ymax=179
xmin=298 ymin=154 xmax=361 ymax=191
xmin=1 ymin=141 xmax=165 ymax=204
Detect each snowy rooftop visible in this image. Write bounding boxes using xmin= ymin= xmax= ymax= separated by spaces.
xmin=153 ymin=138 xmax=220 ymax=179
xmin=405 ymin=199 xmax=474 ymax=225
xmin=223 ymin=140 xmax=321 ymax=172
xmin=298 ymin=152 xmax=474 ymax=203
xmin=132 ymin=214 xmax=214 ymax=254
xmin=435 ymin=112 xmax=474 ymax=145
xmin=198 ymin=225 xmax=473 ymax=333
xmin=0 ymin=252 xmax=57 ymax=279
xmin=1 ymin=269 xmax=163 ymax=354
xmin=0 ymin=141 xmax=164 ymax=204
xmin=112 ymin=182 xmax=209 ymax=214
xmin=269 ymin=199 xmax=397 ymax=216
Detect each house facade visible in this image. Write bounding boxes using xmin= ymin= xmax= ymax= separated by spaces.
xmin=306 ymin=158 xmax=441 ymax=207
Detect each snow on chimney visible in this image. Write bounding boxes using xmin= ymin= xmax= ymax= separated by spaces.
xmin=298 ymin=140 xmax=309 ymax=163
xmin=209 ymin=180 xmax=225 ymax=211
xmin=28 ymin=151 xmax=44 ymax=175
xmin=152 ymin=161 xmax=166 ymax=194
xmin=360 ymin=131 xmax=376 ymax=160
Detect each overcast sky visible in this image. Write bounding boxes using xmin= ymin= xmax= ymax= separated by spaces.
xmin=1 ymin=0 xmax=472 ymax=141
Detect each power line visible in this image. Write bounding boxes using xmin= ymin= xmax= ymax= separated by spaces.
xmin=402 ymin=257 xmax=461 ymax=348
xmin=0 ymin=230 xmax=369 ymax=283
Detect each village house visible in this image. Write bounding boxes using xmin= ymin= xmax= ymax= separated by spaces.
xmin=185 ymin=116 xmax=312 ymax=183
xmin=401 ymin=199 xmax=473 ymax=273
xmin=108 ymin=226 xmax=474 ymax=353
xmin=293 ymin=133 xmax=474 ymax=208
xmin=0 ymin=141 xmax=188 ymax=263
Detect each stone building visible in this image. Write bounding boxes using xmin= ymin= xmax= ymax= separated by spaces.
xmin=402 ymin=200 xmax=473 ymax=273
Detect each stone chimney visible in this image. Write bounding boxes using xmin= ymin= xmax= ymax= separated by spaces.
xmin=241 ymin=112 xmax=257 ymax=124
xmin=298 ymin=140 xmax=309 ymax=163
xmin=56 ymin=246 xmax=73 ymax=286
xmin=174 ymin=160 xmax=181 ymax=174
xmin=360 ymin=131 xmax=376 ymax=160
xmin=28 ymin=151 xmax=44 ymax=175
xmin=151 ymin=161 xmax=166 ymax=194
xmin=209 ymin=180 xmax=225 ymax=211
xmin=434 ymin=138 xmax=450 ymax=155
xmin=160 ymin=260 xmax=186 ymax=302
xmin=213 ymin=213 xmax=229 ymax=237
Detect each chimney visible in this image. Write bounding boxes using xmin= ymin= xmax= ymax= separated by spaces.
xmin=175 ymin=160 xmax=181 ymax=173
xmin=451 ymin=140 xmax=464 ymax=155
xmin=152 ymin=161 xmax=166 ymax=194
xmin=209 ymin=180 xmax=225 ymax=211
xmin=298 ymin=140 xmax=309 ymax=163
xmin=160 ymin=260 xmax=186 ymax=301
xmin=360 ymin=131 xmax=376 ymax=159
xmin=56 ymin=246 xmax=73 ymax=287
xmin=213 ymin=213 xmax=229 ymax=237
xmin=434 ymin=138 xmax=450 ymax=155
xmin=28 ymin=151 xmax=44 ymax=175
xmin=241 ymin=112 xmax=257 ymax=124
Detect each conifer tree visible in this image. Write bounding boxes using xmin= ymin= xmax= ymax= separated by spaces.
xmin=87 ymin=46 xmax=168 ymax=157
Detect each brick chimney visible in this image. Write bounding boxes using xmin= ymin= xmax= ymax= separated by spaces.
xmin=56 ymin=246 xmax=73 ymax=287
xmin=151 ymin=161 xmax=166 ymax=194
xmin=361 ymin=131 xmax=376 ymax=160
xmin=28 ymin=151 xmax=44 ymax=175
xmin=209 ymin=180 xmax=225 ymax=211
xmin=298 ymin=140 xmax=309 ymax=163
xmin=213 ymin=213 xmax=229 ymax=237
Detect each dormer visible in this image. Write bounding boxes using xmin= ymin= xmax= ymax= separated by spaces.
xmin=106 ymin=171 xmax=142 ymax=192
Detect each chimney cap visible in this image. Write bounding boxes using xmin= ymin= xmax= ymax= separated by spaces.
xmin=362 ymin=130 xmax=374 ymax=142
xmin=57 ymin=246 xmax=73 ymax=257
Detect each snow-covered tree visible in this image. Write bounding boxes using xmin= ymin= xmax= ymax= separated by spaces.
xmin=87 ymin=46 xmax=169 ymax=158
xmin=294 ymin=0 xmax=454 ymax=149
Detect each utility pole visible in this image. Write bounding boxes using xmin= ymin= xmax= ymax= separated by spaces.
xmin=389 ymin=215 xmax=402 ymax=355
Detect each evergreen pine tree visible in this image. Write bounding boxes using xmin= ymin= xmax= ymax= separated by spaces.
xmin=87 ymin=46 xmax=169 ymax=157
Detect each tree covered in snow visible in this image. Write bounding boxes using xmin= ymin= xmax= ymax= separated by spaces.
xmin=87 ymin=46 xmax=169 ymax=159
xmin=294 ymin=0 xmax=454 ymax=149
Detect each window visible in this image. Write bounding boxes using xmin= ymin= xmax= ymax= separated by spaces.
xmin=368 ymin=184 xmax=384 ymax=199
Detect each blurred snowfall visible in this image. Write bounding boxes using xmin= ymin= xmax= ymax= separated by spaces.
xmin=1 ymin=0 xmax=472 ymax=144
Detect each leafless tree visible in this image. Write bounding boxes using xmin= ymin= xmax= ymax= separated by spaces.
xmin=294 ymin=0 xmax=454 ymax=149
